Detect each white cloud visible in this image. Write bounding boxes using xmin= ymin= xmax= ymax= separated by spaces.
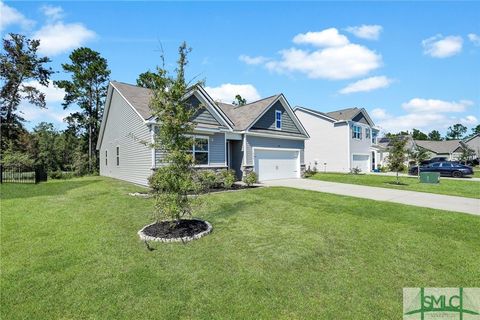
xmin=33 ymin=22 xmax=96 ymax=55
xmin=23 ymin=80 xmax=65 ymax=103
xmin=19 ymin=103 xmax=72 ymax=124
xmin=41 ymin=5 xmax=64 ymax=21
xmin=239 ymin=55 xmax=270 ymax=65
xmin=468 ymin=33 xmax=480 ymax=46
xmin=339 ymin=76 xmax=392 ymax=94
xmin=265 ymin=44 xmax=382 ymax=80
xmin=402 ymin=98 xmax=473 ymax=113
xmin=371 ymin=99 xmax=477 ymax=133
xmin=293 ymin=28 xmax=349 ymax=47
xmin=371 ymin=108 xmax=389 ymax=120
xmin=345 ymin=25 xmax=383 ymax=40
xmin=205 ymin=83 xmax=261 ymax=103
xmin=0 ymin=1 xmax=35 ymax=31
xmin=422 ymin=35 xmax=463 ymax=58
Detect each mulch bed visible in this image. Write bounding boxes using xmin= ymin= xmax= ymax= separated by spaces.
xmin=138 ymin=219 xmax=212 ymax=243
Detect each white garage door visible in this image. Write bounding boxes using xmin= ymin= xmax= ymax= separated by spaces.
xmin=254 ymin=149 xmax=300 ymax=181
xmin=352 ymin=154 xmax=370 ymax=173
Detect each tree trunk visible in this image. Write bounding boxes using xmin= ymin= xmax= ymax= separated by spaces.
xmin=88 ymin=122 xmax=92 ymax=173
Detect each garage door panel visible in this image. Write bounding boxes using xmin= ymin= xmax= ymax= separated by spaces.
xmin=352 ymin=154 xmax=370 ymax=173
xmin=254 ymin=149 xmax=300 ymax=181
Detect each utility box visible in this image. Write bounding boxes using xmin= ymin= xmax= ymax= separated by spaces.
xmin=419 ymin=172 xmax=440 ymax=184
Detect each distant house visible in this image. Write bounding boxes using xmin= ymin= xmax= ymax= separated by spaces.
xmin=462 ymin=133 xmax=480 ymax=158
xmin=294 ymin=107 xmax=380 ymax=173
xmin=413 ymin=139 xmax=465 ymax=160
xmin=96 ymin=81 xmax=309 ymax=186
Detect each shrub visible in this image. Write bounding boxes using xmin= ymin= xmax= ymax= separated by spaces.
xmin=196 ymin=169 xmax=220 ymax=191
xmin=220 ymin=169 xmax=236 ymax=189
xmin=304 ymin=166 xmax=318 ymax=178
xmin=243 ymin=171 xmax=257 ymax=186
xmin=349 ymin=167 xmax=362 ymax=175
xmin=49 ymin=170 xmax=76 ymax=180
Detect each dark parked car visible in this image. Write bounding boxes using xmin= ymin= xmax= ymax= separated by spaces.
xmin=409 ymin=161 xmax=474 ymax=178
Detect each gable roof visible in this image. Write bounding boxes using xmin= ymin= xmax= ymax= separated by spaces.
xmin=414 ymin=139 xmax=463 ymax=154
xmin=111 ymin=81 xmax=153 ymax=119
xmin=295 ymin=106 xmax=375 ymax=127
xmin=293 ymin=106 xmax=338 ymax=122
xmin=216 ymin=94 xmax=280 ymax=131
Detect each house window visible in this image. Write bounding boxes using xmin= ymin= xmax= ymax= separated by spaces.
xmin=365 ymin=128 xmax=371 ymax=139
xmin=116 ymin=146 xmax=120 ymax=166
xmin=189 ymin=136 xmax=209 ymax=165
xmin=105 ymin=150 xmax=108 ymax=166
xmin=352 ymin=125 xmax=362 ymax=139
xmin=372 ymin=131 xmax=377 ymax=144
xmin=275 ymin=110 xmax=282 ymax=129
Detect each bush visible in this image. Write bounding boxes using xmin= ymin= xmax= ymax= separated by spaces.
xmin=220 ymin=169 xmax=236 ymax=189
xmin=196 ymin=169 xmax=220 ymax=191
xmin=304 ymin=166 xmax=318 ymax=178
xmin=349 ymin=167 xmax=362 ymax=175
xmin=49 ymin=170 xmax=75 ymax=180
xmin=243 ymin=171 xmax=257 ymax=186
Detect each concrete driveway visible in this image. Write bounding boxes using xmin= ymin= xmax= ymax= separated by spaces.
xmin=263 ymin=179 xmax=480 ymax=216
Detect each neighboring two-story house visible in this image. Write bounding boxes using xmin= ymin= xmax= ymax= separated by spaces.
xmin=96 ymin=81 xmax=309 ymax=186
xmin=294 ymin=107 xmax=379 ymax=173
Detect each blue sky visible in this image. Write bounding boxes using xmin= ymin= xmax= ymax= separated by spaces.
xmin=2 ymin=1 xmax=479 ymax=135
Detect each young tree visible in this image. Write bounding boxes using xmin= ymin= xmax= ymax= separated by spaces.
xmin=408 ymin=147 xmax=429 ymax=179
xmin=136 ymin=70 xmax=168 ymax=90
xmin=458 ymin=146 xmax=475 ymax=165
xmin=428 ymin=130 xmax=442 ymax=141
xmin=445 ymin=123 xmax=467 ymax=140
xmin=387 ymin=135 xmax=408 ymax=184
xmin=412 ymin=128 xmax=428 ymax=140
xmin=0 ymin=33 xmax=53 ymax=151
xmin=232 ymin=94 xmax=247 ymax=106
xmin=55 ymin=47 xmax=110 ymax=173
xmin=148 ymin=42 xmax=202 ymax=222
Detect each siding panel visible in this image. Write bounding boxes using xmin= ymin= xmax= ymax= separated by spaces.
xmin=187 ymin=95 xmax=221 ymax=126
xmin=99 ymin=90 xmax=152 ymax=186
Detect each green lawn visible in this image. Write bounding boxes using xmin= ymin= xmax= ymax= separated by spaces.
xmin=2 ymin=177 xmax=479 ymax=319
xmin=309 ymin=172 xmax=480 ymax=199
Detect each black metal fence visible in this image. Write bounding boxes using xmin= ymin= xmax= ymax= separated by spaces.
xmin=0 ymin=165 xmax=47 ymax=184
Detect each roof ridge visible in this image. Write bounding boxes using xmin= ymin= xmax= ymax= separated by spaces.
xmin=234 ymin=93 xmax=280 ymax=109
xmin=326 ymin=106 xmax=359 ymax=114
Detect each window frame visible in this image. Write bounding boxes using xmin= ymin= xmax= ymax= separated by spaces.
xmin=116 ymin=146 xmax=120 ymax=166
xmin=189 ymin=135 xmax=210 ymax=166
xmin=365 ymin=128 xmax=371 ymax=139
xmin=352 ymin=125 xmax=362 ymax=140
xmin=275 ymin=110 xmax=282 ymax=130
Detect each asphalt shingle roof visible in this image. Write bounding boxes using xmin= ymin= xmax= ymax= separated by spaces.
xmin=325 ymin=107 xmax=361 ymax=121
xmin=414 ymin=139 xmax=462 ymax=154
xmin=111 ymin=81 xmax=153 ymax=119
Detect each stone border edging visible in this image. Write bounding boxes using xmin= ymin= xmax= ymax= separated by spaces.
xmin=138 ymin=219 xmax=213 ymax=243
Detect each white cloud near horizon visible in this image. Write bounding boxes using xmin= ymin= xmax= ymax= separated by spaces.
xmin=293 ymin=28 xmax=349 ymax=47
xmin=345 ymin=25 xmax=383 ymax=40
xmin=422 ymin=35 xmax=463 ymax=58
xmin=371 ymin=98 xmax=477 ymax=133
xmin=0 ymin=1 xmax=35 ymax=31
xmin=468 ymin=33 xmax=480 ymax=46
xmin=339 ymin=76 xmax=393 ymax=94
xmin=205 ymin=83 xmax=261 ymax=103
xmin=242 ymin=28 xmax=382 ymax=80
xmin=402 ymin=98 xmax=473 ymax=113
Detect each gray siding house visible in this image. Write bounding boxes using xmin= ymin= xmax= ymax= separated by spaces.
xmin=96 ymin=81 xmax=309 ymax=186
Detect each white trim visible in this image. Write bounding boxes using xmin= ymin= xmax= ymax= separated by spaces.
xmin=275 ymin=110 xmax=282 ymax=130
xmin=196 ymin=86 xmax=235 ymax=128
xmin=190 ymin=135 xmax=210 ymax=166
xmin=294 ymin=107 xmax=337 ymax=123
xmin=225 ymin=132 xmax=242 ymax=140
xmin=224 ymin=133 xmax=227 ymax=166
xmin=96 ymin=85 xmax=114 ymax=150
xmin=252 ymin=147 xmax=301 ymax=180
xmin=242 ymin=134 xmax=247 ymax=166
xmin=240 ymin=131 xmax=307 ymax=141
